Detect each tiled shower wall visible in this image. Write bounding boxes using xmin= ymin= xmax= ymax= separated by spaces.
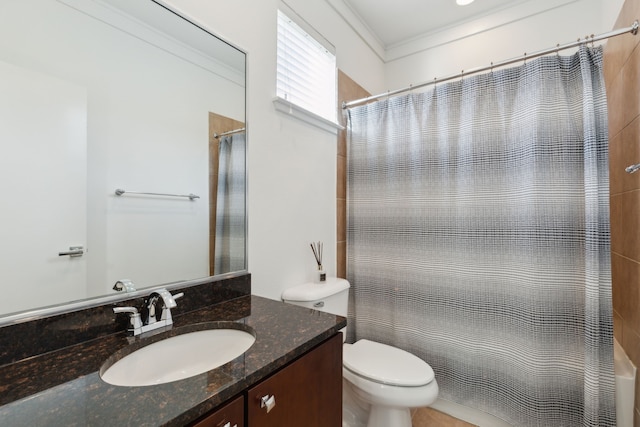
xmin=607 ymin=0 xmax=640 ymax=424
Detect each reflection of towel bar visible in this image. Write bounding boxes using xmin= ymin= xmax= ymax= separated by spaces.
xmin=115 ymin=189 xmax=199 ymax=200
xmin=213 ymin=127 xmax=245 ymax=139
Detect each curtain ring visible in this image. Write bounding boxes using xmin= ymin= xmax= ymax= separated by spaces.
xmin=556 ymin=43 xmax=560 ymax=57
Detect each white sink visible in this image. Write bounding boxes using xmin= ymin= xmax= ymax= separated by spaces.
xmin=101 ymin=328 xmax=256 ymax=386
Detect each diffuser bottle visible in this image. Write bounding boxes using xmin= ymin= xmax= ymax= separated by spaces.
xmin=316 ymin=265 xmax=326 ymax=283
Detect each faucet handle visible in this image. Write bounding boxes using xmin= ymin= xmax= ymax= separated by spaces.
xmin=153 ymin=289 xmax=177 ymax=309
xmin=113 ymin=306 xmax=138 ymax=315
xmin=113 ymin=306 xmax=142 ymax=334
xmin=159 ymin=291 xmax=184 ymax=322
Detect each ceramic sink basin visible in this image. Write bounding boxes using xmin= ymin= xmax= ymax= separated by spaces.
xmin=101 ymin=327 xmax=256 ymax=386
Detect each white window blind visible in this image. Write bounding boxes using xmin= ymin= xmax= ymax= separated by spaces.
xmin=276 ymin=9 xmax=336 ymax=124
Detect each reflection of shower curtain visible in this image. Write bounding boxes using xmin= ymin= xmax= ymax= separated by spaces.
xmin=346 ymin=46 xmax=614 ymax=427
xmin=214 ymin=133 xmax=246 ymax=274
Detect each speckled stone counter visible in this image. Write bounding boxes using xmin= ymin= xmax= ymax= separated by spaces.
xmin=0 ymin=292 xmax=345 ymax=426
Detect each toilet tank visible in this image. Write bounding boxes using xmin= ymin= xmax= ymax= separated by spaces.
xmin=282 ymin=277 xmax=350 ymax=317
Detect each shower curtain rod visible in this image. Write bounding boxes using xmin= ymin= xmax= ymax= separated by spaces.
xmin=343 ymin=20 xmax=639 ymax=109
xmin=213 ymin=127 xmax=245 ymax=139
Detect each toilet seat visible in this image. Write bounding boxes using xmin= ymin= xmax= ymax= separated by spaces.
xmin=343 ymin=339 xmax=434 ymax=387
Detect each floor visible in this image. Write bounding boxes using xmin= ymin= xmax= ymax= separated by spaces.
xmin=412 ymin=408 xmax=477 ymax=427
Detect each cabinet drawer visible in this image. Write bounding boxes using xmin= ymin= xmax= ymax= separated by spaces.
xmin=192 ymin=395 xmax=244 ymax=427
xmin=247 ymin=333 xmax=342 ymax=427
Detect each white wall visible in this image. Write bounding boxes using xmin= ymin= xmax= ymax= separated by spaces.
xmin=164 ymin=0 xmax=386 ymax=300
xmin=163 ymin=0 xmax=627 ymax=301
xmin=384 ymin=0 xmax=627 ymax=92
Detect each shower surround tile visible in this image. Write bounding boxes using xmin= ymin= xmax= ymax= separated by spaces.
xmin=604 ymin=30 xmax=626 ymax=86
xmin=608 ymin=0 xmax=640 ymax=420
xmin=611 ymin=117 xmax=640 ymax=194
xmin=608 ymin=67 xmax=626 ymax=138
xmin=610 ymin=190 xmax=640 ymax=259
xmin=616 ymin=0 xmax=640 ymax=63
xmin=623 ymin=45 xmax=640 ymax=127
xmin=612 ymin=253 xmax=640 ymax=328
xmin=614 ymin=309 xmax=624 ymax=343
xmin=609 ymin=131 xmax=623 ymax=193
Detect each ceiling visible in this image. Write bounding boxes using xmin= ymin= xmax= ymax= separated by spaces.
xmin=341 ymin=0 xmax=529 ymax=47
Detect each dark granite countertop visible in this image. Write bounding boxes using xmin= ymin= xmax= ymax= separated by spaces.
xmin=0 ymin=295 xmax=346 ymax=426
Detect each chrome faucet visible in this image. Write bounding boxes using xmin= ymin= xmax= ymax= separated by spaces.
xmin=144 ymin=289 xmax=184 ymax=326
xmin=113 ymin=288 xmax=184 ymax=336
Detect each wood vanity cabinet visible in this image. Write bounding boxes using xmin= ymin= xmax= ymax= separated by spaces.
xmin=247 ymin=333 xmax=342 ymax=427
xmin=191 ymin=333 xmax=342 ymax=427
xmin=192 ymin=395 xmax=244 ymax=427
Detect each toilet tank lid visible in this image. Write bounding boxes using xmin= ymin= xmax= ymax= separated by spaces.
xmin=282 ymin=278 xmax=350 ymax=302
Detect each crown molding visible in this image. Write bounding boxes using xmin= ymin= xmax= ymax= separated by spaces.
xmin=324 ymin=0 xmax=386 ymax=61
xmin=326 ymin=0 xmax=580 ymax=63
xmin=385 ymin=0 xmax=579 ymax=62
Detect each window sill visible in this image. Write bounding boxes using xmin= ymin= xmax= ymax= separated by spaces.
xmin=273 ymin=97 xmax=344 ymax=134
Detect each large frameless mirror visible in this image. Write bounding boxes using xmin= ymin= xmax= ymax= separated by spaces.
xmin=0 ymin=0 xmax=247 ymax=322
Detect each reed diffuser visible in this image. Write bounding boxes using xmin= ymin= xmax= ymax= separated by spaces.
xmin=310 ymin=241 xmax=326 ymax=283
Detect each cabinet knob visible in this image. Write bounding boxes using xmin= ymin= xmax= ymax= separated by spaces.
xmin=260 ymin=394 xmax=276 ymax=413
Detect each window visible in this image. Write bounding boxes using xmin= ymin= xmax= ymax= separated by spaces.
xmin=276 ymin=8 xmax=338 ymax=128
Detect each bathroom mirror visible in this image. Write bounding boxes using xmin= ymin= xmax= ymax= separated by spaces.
xmin=0 ymin=0 xmax=246 ymax=321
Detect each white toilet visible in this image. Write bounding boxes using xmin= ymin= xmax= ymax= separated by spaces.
xmin=282 ymin=278 xmax=438 ymax=427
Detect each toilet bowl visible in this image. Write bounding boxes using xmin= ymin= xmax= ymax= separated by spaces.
xmin=282 ymin=278 xmax=439 ymax=427
xmin=343 ymin=339 xmax=438 ymax=427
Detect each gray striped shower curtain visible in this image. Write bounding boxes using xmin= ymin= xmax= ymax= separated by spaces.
xmin=346 ymin=46 xmax=615 ymax=426
xmin=214 ymin=133 xmax=246 ymax=274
